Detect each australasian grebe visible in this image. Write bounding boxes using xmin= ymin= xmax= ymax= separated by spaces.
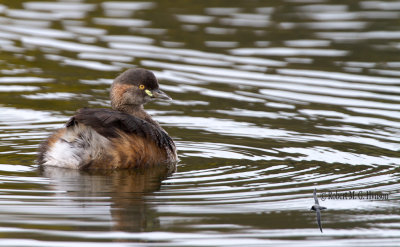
xmin=37 ymin=68 xmax=177 ymax=169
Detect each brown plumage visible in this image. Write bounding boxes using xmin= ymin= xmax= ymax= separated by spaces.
xmin=37 ymin=68 xmax=177 ymax=169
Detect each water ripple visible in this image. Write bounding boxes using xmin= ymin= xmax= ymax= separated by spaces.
xmin=0 ymin=0 xmax=399 ymax=245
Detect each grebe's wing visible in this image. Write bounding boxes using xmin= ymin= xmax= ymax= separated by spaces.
xmin=66 ymin=108 xmax=174 ymax=150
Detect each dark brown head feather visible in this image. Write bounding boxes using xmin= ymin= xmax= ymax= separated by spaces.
xmin=114 ymin=68 xmax=158 ymax=90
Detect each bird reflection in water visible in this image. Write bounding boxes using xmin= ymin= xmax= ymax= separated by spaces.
xmin=39 ymin=164 xmax=175 ymax=233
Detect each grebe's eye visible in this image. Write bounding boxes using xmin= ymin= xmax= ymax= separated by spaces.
xmin=139 ymin=84 xmax=145 ymax=90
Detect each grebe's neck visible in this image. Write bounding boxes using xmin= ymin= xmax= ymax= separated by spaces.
xmin=114 ymin=104 xmax=162 ymax=129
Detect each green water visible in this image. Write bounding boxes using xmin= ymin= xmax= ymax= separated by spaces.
xmin=0 ymin=0 xmax=399 ymax=246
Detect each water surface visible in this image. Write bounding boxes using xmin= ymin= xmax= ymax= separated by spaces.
xmin=0 ymin=0 xmax=399 ymax=246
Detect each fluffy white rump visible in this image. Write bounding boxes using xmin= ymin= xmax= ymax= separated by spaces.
xmin=42 ymin=124 xmax=110 ymax=169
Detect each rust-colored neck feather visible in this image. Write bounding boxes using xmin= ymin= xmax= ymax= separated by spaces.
xmin=110 ymin=83 xmax=161 ymax=128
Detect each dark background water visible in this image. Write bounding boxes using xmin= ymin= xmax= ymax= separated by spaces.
xmin=0 ymin=0 xmax=399 ymax=246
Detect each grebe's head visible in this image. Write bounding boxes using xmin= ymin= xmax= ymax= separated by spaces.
xmin=110 ymin=68 xmax=171 ymax=109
